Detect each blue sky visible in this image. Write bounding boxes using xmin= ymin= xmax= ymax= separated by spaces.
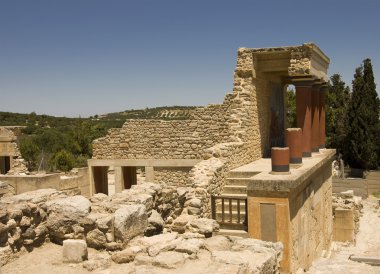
xmin=0 ymin=0 xmax=379 ymax=117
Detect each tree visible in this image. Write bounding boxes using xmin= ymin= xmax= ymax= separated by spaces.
xmin=345 ymin=59 xmax=380 ymax=169
xmin=326 ymin=74 xmax=350 ymax=153
xmin=19 ymin=137 xmax=39 ymax=171
xmin=286 ymin=88 xmax=296 ymax=128
xmin=53 ymin=150 xmax=74 ymax=172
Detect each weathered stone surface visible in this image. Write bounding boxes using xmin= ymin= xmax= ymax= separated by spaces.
xmin=147 ymin=237 xmax=182 ymax=257
xmin=145 ymin=210 xmax=164 ymax=236
xmin=105 ymin=242 xmax=123 ymax=251
xmin=62 ymin=239 xmax=88 ymax=263
xmin=46 ymin=195 xmax=91 ymax=217
xmin=1 ymin=189 xmax=63 ymax=205
xmin=152 ymin=251 xmax=186 ymax=269
xmin=136 ymin=232 xmax=178 ymax=248
xmin=82 ymin=254 xmax=111 ymax=271
xmin=190 ymin=218 xmax=219 ymax=236
xmin=134 ymin=253 xmax=153 ymax=266
xmin=111 ymin=248 xmax=136 ymax=264
xmin=172 ymin=214 xmax=195 ymax=233
xmin=204 ymin=235 xmax=231 ymax=252
xmin=86 ymin=229 xmax=106 ymax=249
xmin=175 ymin=238 xmax=204 ymax=255
xmin=114 ymin=204 xmax=148 ymax=243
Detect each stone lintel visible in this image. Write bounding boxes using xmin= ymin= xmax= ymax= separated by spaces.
xmin=246 ymin=149 xmax=335 ymax=196
xmin=87 ymin=158 xmax=201 ymax=167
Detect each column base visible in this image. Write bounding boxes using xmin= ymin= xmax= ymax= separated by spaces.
xmin=302 ymin=152 xmax=312 ymax=157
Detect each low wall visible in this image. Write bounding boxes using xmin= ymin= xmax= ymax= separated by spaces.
xmin=333 ymin=171 xmax=380 ymax=198
xmin=0 ymin=167 xmax=90 ymax=197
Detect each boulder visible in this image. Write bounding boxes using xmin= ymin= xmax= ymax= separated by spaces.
xmin=62 ymin=239 xmax=88 ymax=263
xmin=172 ymin=214 xmax=196 ymax=233
xmin=86 ymin=229 xmax=106 ymax=249
xmin=145 ymin=210 xmax=164 ymax=236
xmin=148 ymin=237 xmax=182 ymax=257
xmin=1 ymin=189 xmax=64 ymax=205
xmin=114 ymin=204 xmax=148 ymax=243
xmin=190 ymin=218 xmax=219 ymax=237
xmin=46 ymin=195 xmax=91 ymax=217
xmin=153 ymin=251 xmax=186 ymax=269
xmin=111 ymin=248 xmax=136 ymax=264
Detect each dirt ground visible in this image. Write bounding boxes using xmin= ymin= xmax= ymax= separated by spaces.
xmin=1 ymin=242 xmax=215 ymax=274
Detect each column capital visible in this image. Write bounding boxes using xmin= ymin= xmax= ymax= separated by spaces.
xmin=291 ymin=78 xmax=316 ymax=87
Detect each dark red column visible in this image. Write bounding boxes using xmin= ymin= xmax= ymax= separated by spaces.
xmin=311 ymin=85 xmax=320 ymax=152
xmin=294 ymin=81 xmax=313 ymax=157
xmin=319 ymin=85 xmax=327 ymax=148
xmin=271 ymin=147 xmax=290 ymax=173
xmin=286 ymin=128 xmax=302 ymax=164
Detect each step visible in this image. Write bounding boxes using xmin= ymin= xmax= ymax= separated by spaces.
xmin=222 ymin=185 xmax=247 ymax=195
xmin=227 ymin=171 xmax=260 ymax=179
xmin=217 ymin=229 xmax=249 ymax=238
xmin=225 ymin=177 xmax=252 ymax=186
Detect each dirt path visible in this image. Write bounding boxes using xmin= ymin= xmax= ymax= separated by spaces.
xmin=308 ymin=198 xmax=380 ymax=273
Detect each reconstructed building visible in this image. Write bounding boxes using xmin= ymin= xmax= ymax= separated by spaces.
xmin=90 ymin=43 xmax=334 ymax=272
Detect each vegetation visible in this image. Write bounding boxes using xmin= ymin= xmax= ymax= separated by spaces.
xmin=326 ymin=74 xmax=350 ymax=154
xmin=0 ymin=106 xmax=198 ymax=172
xmin=344 ymin=59 xmax=380 ymax=169
xmin=286 ymin=88 xmax=296 ymax=128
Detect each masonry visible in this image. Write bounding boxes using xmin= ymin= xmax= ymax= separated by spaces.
xmin=0 ymin=127 xmax=27 ymax=175
xmin=90 ymin=43 xmax=334 ymax=273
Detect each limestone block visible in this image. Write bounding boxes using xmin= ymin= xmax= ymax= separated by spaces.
xmin=62 ymin=239 xmax=88 ymax=263
xmin=114 ymin=204 xmax=148 ymax=243
xmin=152 ymin=251 xmax=186 ymax=269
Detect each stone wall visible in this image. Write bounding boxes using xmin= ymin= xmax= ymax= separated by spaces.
xmin=153 ymin=167 xmax=192 ymax=187
xmin=289 ymin=162 xmax=333 ymax=272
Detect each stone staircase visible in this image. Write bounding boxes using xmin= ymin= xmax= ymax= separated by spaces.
xmin=214 ymin=170 xmax=259 ymax=237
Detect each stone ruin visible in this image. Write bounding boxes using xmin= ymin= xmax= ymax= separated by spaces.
xmin=1 ymin=43 xmax=337 ymax=273
xmin=88 ymin=43 xmax=334 ymax=273
xmin=0 ymin=127 xmax=27 ymax=176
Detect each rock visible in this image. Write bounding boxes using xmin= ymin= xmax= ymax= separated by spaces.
xmin=105 ymin=242 xmax=123 ymax=251
xmin=188 ymin=198 xmax=202 ymax=208
xmin=22 ymin=227 xmax=36 ymax=239
xmin=182 ymin=232 xmax=205 ymax=239
xmin=340 ymin=190 xmax=354 ymax=199
xmin=46 ymin=195 xmax=91 ymax=217
xmin=86 ymin=229 xmax=106 ymax=249
xmin=6 ymin=219 xmax=16 ymax=230
xmin=134 ymin=253 xmax=153 ymax=266
xmin=20 ymin=216 xmax=31 ymax=227
xmin=114 ymin=204 xmax=148 ymax=243
xmin=46 ymin=212 xmax=78 ymax=244
xmin=1 ymin=189 xmax=63 ymax=205
xmin=187 ymin=207 xmax=201 ymax=215
xmin=172 ymin=214 xmax=196 ymax=233
xmin=177 ymin=188 xmax=188 ymax=204
xmin=175 ymin=238 xmax=204 ymax=255
xmin=137 ymin=232 xmax=178 ymax=248
xmin=83 ymin=254 xmax=111 ymax=271
xmin=96 ymin=215 xmax=113 ymax=233
xmin=111 ymin=248 xmax=135 ymax=263
xmin=205 ymin=236 xmax=231 ymax=252
xmin=145 ymin=210 xmax=164 ymax=236
xmin=153 ymin=251 xmax=186 ymax=269
xmin=190 ymin=218 xmax=219 ymax=237
xmin=34 ymin=224 xmax=48 ymax=246
xmin=148 ymin=237 xmax=182 ymax=257
xmin=62 ymin=239 xmax=88 ymax=263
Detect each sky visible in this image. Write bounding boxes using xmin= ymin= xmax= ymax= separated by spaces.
xmin=0 ymin=0 xmax=379 ymax=117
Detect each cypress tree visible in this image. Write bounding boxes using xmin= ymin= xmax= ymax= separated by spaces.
xmin=326 ymin=74 xmax=350 ymax=154
xmin=345 ymin=59 xmax=380 ymax=169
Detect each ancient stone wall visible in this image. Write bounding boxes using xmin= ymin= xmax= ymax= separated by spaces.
xmin=153 ymin=167 xmax=192 ymax=187
xmin=289 ymin=164 xmax=333 ymax=272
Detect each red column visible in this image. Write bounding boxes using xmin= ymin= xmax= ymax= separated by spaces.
xmin=295 ymin=82 xmax=313 ymax=157
xmin=311 ymin=85 xmax=320 ymax=152
xmin=319 ymin=85 xmax=327 ymax=148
